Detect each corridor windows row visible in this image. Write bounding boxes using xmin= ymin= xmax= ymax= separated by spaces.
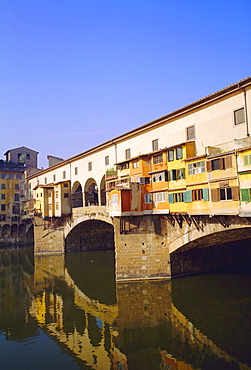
xmin=211 ymin=186 xmax=239 ymax=201
xmin=188 ymin=161 xmax=205 ymax=175
xmin=0 ymin=174 xmax=23 ymax=179
xmin=207 ymin=156 xmax=232 ymax=171
xmin=167 ymin=147 xmax=183 ymax=161
xmin=168 ymin=188 xmax=209 ymax=203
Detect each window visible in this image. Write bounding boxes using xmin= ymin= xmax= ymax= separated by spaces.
xmin=152 ymin=171 xmax=168 ymax=182
xmin=64 ymin=183 xmax=68 ymax=187
xmin=15 ymin=184 xmax=19 ymax=190
xmin=187 ymin=125 xmax=195 ymax=140
xmin=16 ymin=174 xmax=23 ymax=179
xmin=220 ymin=187 xmax=232 ymax=200
xmin=169 ymin=168 xmax=185 ymax=181
xmin=1 ymin=184 xmax=6 ymax=189
xmin=152 ymin=139 xmax=159 ymax=151
xmin=168 ymin=150 xmax=174 ymax=161
xmin=244 ymin=155 xmax=251 ymax=166
xmin=1 ymin=204 xmax=6 ymax=211
xmin=55 ymin=192 xmax=58 ymax=198
xmin=1 ymin=174 xmax=6 ymax=179
xmin=118 ymin=162 xmax=129 ymax=170
xmin=14 ymin=194 xmax=19 ymax=202
xmin=140 ymin=177 xmax=150 ymax=184
xmin=153 ymin=154 xmax=163 ymax=164
xmin=105 ymin=156 xmax=109 ymax=166
xmin=63 ymin=171 xmax=66 ymax=179
xmin=125 ymin=149 xmax=131 ymax=160
xmin=8 ymin=174 xmax=14 ymax=179
xmin=188 ymin=161 xmax=205 ymax=175
xmin=241 ymin=188 xmax=251 ymax=202
xmin=111 ymin=194 xmax=118 ymax=204
xmin=88 ymin=162 xmax=92 ymax=171
xmin=75 ymin=167 xmax=78 ymax=175
xmin=177 ymin=168 xmax=185 ymax=180
xmin=234 ymin=107 xmax=245 ymax=125
xmin=12 ymin=205 xmax=20 ymax=214
xmin=176 ymin=147 xmax=183 ymax=159
xmin=153 ymin=192 xmax=166 ymax=203
xmin=1 ymin=194 xmax=5 ymax=199
xmin=192 ymin=189 xmax=203 ymax=201
xmin=207 ymin=156 xmax=232 ymax=171
xmin=53 ymin=174 xmax=56 ymax=181
xmin=132 ymin=160 xmax=139 ymax=168
xmin=44 ymin=177 xmax=47 ymax=184
xmin=211 ymin=158 xmax=221 ymax=170
xmin=56 ymin=203 xmax=59 ymax=210
xmin=64 ymin=193 xmax=69 ymax=198
xmin=144 ymin=194 xmax=152 ymax=203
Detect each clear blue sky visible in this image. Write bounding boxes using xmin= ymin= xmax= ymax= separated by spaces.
xmin=1 ymin=0 xmax=251 ymax=168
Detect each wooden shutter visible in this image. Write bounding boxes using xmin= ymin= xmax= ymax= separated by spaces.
xmin=211 ymin=188 xmax=219 ymax=202
xmin=206 ymin=161 xmax=212 ymax=172
xmin=164 ymin=170 xmax=168 ymax=181
xmin=219 ymin=157 xmax=224 ymax=170
xmin=231 ymin=186 xmax=240 ymax=201
xmin=241 ymin=188 xmax=250 ymax=202
xmin=224 ymin=155 xmax=232 ymax=169
xmin=183 ymin=190 xmax=192 ymax=202
xmin=202 ymin=188 xmax=209 ymax=201
xmin=168 ymin=193 xmax=174 ymax=203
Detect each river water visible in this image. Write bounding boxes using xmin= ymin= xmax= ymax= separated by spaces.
xmin=0 ymin=245 xmax=250 ymax=370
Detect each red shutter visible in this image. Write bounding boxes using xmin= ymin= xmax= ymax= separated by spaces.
xmin=224 ymin=155 xmax=232 ymax=169
xmin=211 ymin=188 xmax=219 ymax=202
xmin=207 ymin=161 xmax=212 ymax=172
xmin=220 ymin=158 xmax=224 ymax=170
xmin=232 ymin=186 xmax=240 ymax=201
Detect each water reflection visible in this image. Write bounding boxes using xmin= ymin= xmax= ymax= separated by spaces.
xmin=0 ymin=246 xmax=250 ymax=370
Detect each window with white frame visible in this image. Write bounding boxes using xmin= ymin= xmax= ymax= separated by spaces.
xmin=132 ymin=160 xmax=139 ymax=168
xmin=188 ymin=161 xmax=205 ymax=175
xmin=144 ymin=193 xmax=152 ymax=203
xmin=153 ymin=192 xmax=166 ymax=203
xmin=105 ymin=156 xmax=109 ymax=166
xmin=186 ymin=125 xmax=195 ymax=140
xmin=152 ymin=139 xmax=159 ymax=151
xmin=111 ymin=194 xmax=118 ymax=204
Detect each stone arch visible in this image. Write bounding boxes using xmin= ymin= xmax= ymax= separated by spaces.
xmin=26 ymin=224 xmax=34 ymax=243
xmin=19 ymin=223 xmax=26 ymax=237
xmin=11 ymin=224 xmax=18 ymax=237
xmin=72 ymin=181 xmax=83 ymax=208
xmin=84 ymin=178 xmax=98 ymax=206
xmin=2 ymin=224 xmax=10 ymax=238
xmin=100 ymin=175 xmax=106 ymax=206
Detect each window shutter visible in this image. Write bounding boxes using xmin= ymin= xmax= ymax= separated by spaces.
xmin=224 ymin=156 xmax=232 ymax=169
xmin=168 ymin=193 xmax=174 ymax=203
xmin=164 ymin=170 xmax=168 ymax=181
xmin=211 ymin=188 xmax=219 ymax=202
xmin=206 ymin=161 xmax=212 ymax=172
xmin=241 ymin=188 xmax=250 ymax=202
xmin=231 ymin=186 xmax=240 ymax=201
xmin=183 ymin=190 xmax=192 ymax=202
xmin=202 ymin=188 xmax=209 ymax=201
xmin=219 ymin=158 xmax=224 ymax=170
xmin=182 ymin=168 xmax=185 ymax=179
xmin=234 ymin=107 xmax=245 ymax=125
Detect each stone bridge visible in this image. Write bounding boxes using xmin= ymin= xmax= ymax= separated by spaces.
xmin=33 ymin=208 xmax=251 ymax=280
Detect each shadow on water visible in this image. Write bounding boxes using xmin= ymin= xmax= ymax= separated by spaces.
xmin=65 ymin=250 xmax=116 ymax=305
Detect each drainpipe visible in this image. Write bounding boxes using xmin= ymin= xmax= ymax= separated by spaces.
xmin=238 ymin=83 xmax=249 ymax=137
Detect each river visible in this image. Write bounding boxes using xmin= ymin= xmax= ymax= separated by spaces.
xmin=0 ymin=245 xmax=250 ymax=370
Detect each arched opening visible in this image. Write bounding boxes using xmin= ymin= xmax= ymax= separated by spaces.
xmin=65 ymin=219 xmax=114 ymax=253
xmin=170 ymin=229 xmax=251 ymax=277
xmin=100 ymin=175 xmax=106 ymax=206
xmin=72 ymin=181 xmax=83 ymax=208
xmin=26 ymin=224 xmax=34 ymax=243
xmin=2 ymin=224 xmax=10 ymax=238
xmin=19 ymin=223 xmax=26 ymax=237
xmin=85 ymin=178 xmax=98 ymax=206
xmin=11 ymin=224 xmax=18 ymax=237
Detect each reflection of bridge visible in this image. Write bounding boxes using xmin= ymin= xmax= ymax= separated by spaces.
xmin=30 ymin=255 xmax=251 ymax=370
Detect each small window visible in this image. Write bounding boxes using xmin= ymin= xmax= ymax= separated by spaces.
xmin=88 ymin=162 xmax=92 ymax=171
xmin=64 ymin=193 xmax=69 ymax=198
xmin=212 ymin=158 xmax=221 ymax=171
xmin=9 ymin=174 xmax=14 ymax=179
xmin=64 ymin=183 xmax=68 ymax=187
xmin=15 ymin=184 xmax=19 ymax=190
xmin=234 ymin=107 xmax=245 ymax=125
xmin=168 ymin=150 xmax=174 ymax=161
xmin=176 ymin=147 xmax=183 ymax=160
xmin=1 ymin=194 xmax=5 ymax=199
xmin=53 ymin=174 xmax=56 ymax=181
xmin=132 ymin=160 xmax=139 ymax=168
xmin=105 ymin=156 xmax=109 ymax=166
xmin=44 ymin=177 xmax=47 ymax=184
xmin=56 ymin=203 xmax=59 ymax=210
xmin=153 ymin=154 xmax=163 ymax=164
xmin=152 ymin=139 xmax=159 ymax=151
xmin=111 ymin=194 xmax=118 ymax=204
xmin=220 ymin=187 xmax=232 ymax=200
xmin=1 ymin=174 xmax=6 ymax=179
xmin=144 ymin=194 xmax=152 ymax=203
xmin=75 ymin=167 xmax=78 ymax=175
xmin=63 ymin=171 xmax=66 ymax=179
xmin=1 ymin=204 xmax=6 ymax=211
xmin=187 ymin=125 xmax=195 ymax=140
xmin=125 ymin=149 xmax=131 ymax=160
xmin=1 ymin=184 xmax=6 ymax=189
xmin=26 ymin=153 xmax=30 ymax=159
xmin=244 ymin=155 xmax=251 ymax=166
xmin=16 ymin=174 xmax=23 ymax=179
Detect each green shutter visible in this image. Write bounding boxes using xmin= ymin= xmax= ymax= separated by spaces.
xmin=182 ymin=168 xmax=186 ymax=179
xmin=168 ymin=193 xmax=174 ymax=203
xmin=202 ymin=188 xmax=209 ymax=201
xmin=241 ymin=188 xmax=250 ymax=202
xmin=164 ymin=170 xmax=168 ymax=181
xmin=183 ymin=190 xmax=192 ymax=202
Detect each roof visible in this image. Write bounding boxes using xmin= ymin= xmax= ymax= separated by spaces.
xmin=4 ymin=146 xmax=39 ymax=155
xmin=27 ymin=76 xmax=251 ymax=179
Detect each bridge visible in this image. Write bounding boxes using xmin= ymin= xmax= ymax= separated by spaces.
xmin=27 ymin=77 xmax=251 ymax=280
